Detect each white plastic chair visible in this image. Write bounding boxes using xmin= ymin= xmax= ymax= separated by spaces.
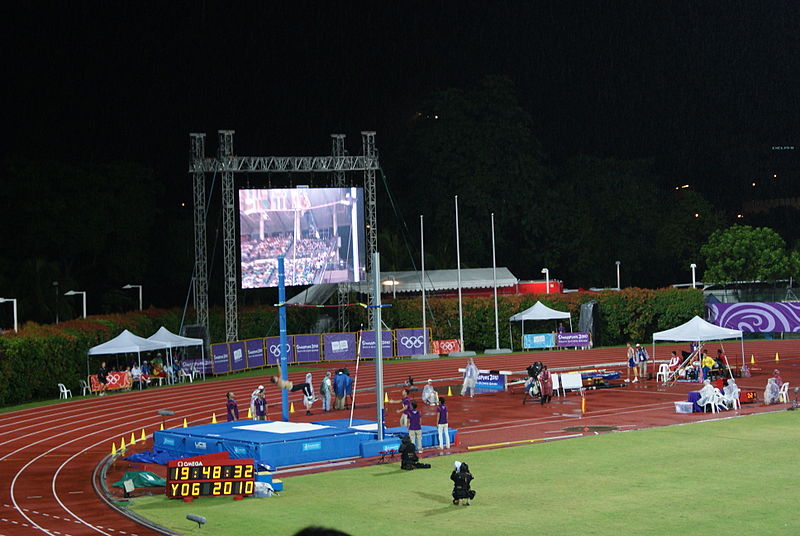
xmin=778 ymin=382 xmax=790 ymax=404
xmin=58 ymin=383 xmax=72 ymax=399
xmin=180 ymin=368 xmax=193 ymax=383
xmin=655 ymin=364 xmax=669 ymax=383
xmin=79 ymin=379 xmax=90 ymax=396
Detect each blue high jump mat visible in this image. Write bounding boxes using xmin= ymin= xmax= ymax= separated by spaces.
xmin=153 ymin=419 xmax=456 ymax=469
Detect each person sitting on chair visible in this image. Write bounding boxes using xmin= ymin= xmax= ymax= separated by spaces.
xmin=764 ymin=377 xmax=780 ymax=405
xmin=722 ymin=378 xmax=740 ymax=408
xmin=450 ymin=461 xmax=475 ymax=506
xmin=421 ymin=379 xmax=438 ymax=406
xmin=697 ymin=379 xmax=724 ymax=411
xmin=668 ymin=351 xmax=681 ymax=373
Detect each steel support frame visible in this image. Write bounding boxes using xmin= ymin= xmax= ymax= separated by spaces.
xmin=190 ymin=133 xmax=209 ymax=331
xmin=362 ymin=132 xmax=378 ymax=326
xmin=190 ymin=131 xmax=379 ymax=343
xmin=219 ymin=130 xmax=238 ymax=342
xmin=332 ymin=134 xmax=351 ymax=332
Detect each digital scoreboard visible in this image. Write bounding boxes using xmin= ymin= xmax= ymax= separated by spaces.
xmin=166 ymin=458 xmax=255 ymax=498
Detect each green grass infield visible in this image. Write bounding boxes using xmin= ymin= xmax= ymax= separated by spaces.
xmin=128 ymin=411 xmax=799 ymax=535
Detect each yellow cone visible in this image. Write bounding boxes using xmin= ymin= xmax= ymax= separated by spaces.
xmin=775 ymin=352 xmax=780 ymax=362
xmin=384 ymin=392 xmax=389 ymax=403
xmin=140 ymin=429 xmax=146 ymax=442
xmin=447 ymin=386 xmax=453 ymax=397
xmin=750 ymin=354 xmax=755 ymax=364
xmin=130 ymin=432 xmax=136 ymax=445
xmin=183 ymin=418 xmax=188 ymax=428
xmin=581 ymin=397 xmax=586 ymax=414
xmin=212 ymin=413 xmax=217 ymax=424
xmin=160 ymin=422 xmax=164 ymax=431
xmin=111 ymin=442 xmax=117 ymax=456
xmin=247 ymin=407 xmax=253 ymax=419
xmin=290 ymin=402 xmax=295 ymax=413
xmin=120 ymin=437 xmax=127 ymax=450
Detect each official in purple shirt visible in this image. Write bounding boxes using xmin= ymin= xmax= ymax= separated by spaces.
xmin=226 ymin=392 xmax=239 ymax=422
xmin=403 ymin=401 xmax=423 ymax=452
xmin=436 ymin=397 xmax=450 ymax=449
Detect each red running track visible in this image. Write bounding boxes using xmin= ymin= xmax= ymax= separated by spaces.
xmin=1 ymin=340 xmax=797 ymax=535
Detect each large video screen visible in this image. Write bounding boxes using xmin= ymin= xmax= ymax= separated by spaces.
xmin=239 ymin=187 xmax=366 ymax=288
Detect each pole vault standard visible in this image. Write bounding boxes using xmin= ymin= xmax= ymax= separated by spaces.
xmin=190 ymin=131 xmax=380 ymax=342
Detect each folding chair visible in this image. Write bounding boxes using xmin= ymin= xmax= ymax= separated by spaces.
xmin=58 ymin=383 xmax=73 ymax=399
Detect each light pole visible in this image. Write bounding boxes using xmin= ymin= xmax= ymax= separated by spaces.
xmin=64 ymin=290 xmax=87 ymax=318
xmin=541 ymin=268 xmax=550 ymax=294
xmin=690 ymin=264 xmax=697 ymax=289
xmin=0 ymin=298 xmax=18 ymax=332
xmin=615 ymin=261 xmax=621 ymax=290
xmin=52 ymin=281 xmax=59 ymax=323
xmin=122 ymin=284 xmax=143 ymax=311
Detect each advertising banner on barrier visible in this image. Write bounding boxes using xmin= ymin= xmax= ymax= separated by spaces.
xmin=245 ymin=338 xmax=265 ymax=368
xmin=229 ymin=341 xmax=246 ymax=372
xmin=476 ymin=371 xmax=506 ymax=391
xmin=709 ymin=302 xmax=800 ymax=332
xmin=323 ymin=332 xmax=357 ymax=361
xmin=359 ymin=330 xmax=394 ymax=358
xmin=395 ymin=328 xmax=431 ymax=356
xmin=294 ymin=334 xmax=322 ymax=362
xmin=556 ymin=332 xmax=590 ymax=347
xmin=265 ymin=336 xmax=294 ymax=366
xmin=431 ymin=339 xmax=460 ymax=354
xmin=522 ymin=333 xmax=554 ymax=349
xmin=89 ymin=371 xmax=130 ymax=392
xmin=211 ymin=343 xmax=231 ymax=374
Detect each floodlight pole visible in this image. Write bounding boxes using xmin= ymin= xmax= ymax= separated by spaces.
xmin=615 ymin=261 xmax=621 ymax=290
xmin=491 ymin=213 xmax=500 ymax=349
xmin=123 ymin=284 xmax=143 ymax=311
xmin=278 ymin=256 xmax=289 ymax=422
xmin=64 ymin=290 xmax=86 ymax=318
xmin=690 ymin=264 xmax=697 ymax=289
xmin=0 ymin=298 xmax=17 ymax=332
xmin=373 ymin=252 xmax=385 ymax=440
xmin=455 ymin=196 xmax=465 ymax=352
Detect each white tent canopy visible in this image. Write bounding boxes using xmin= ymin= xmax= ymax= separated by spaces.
xmin=509 ymin=301 xmax=571 ymax=322
xmin=88 ymin=329 xmax=168 ymax=355
xmin=509 ymin=301 xmax=573 ymax=348
xmin=148 ymin=327 xmax=206 ymax=382
xmin=652 ymin=315 xmax=745 ymax=367
xmin=86 ymin=329 xmax=169 ymax=390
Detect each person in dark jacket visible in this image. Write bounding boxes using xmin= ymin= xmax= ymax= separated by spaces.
xmin=450 ymin=461 xmax=475 ymax=505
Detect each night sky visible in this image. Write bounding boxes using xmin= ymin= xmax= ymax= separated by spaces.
xmin=3 ymin=1 xmax=799 ymax=302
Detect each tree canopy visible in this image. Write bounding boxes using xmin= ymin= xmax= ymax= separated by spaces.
xmin=700 ymin=225 xmax=800 ymax=283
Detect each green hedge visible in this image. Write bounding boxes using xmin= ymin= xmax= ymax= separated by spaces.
xmin=0 ymin=289 xmax=702 ymax=406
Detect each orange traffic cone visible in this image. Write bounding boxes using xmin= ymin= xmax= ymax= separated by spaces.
xmin=775 ymin=352 xmax=780 ymax=362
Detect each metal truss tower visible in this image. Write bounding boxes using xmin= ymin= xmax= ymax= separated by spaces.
xmin=218 ymin=130 xmax=238 ymax=342
xmin=362 ymin=132 xmax=378 ymax=325
xmin=332 ymin=134 xmax=350 ymax=332
xmin=190 ymin=133 xmax=209 ymax=331
xmin=190 ymin=132 xmax=379 ymax=342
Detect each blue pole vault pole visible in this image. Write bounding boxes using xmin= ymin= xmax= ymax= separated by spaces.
xmin=278 ymin=256 xmax=289 ymax=422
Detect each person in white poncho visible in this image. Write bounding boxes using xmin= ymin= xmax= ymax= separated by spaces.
xmin=697 ymin=379 xmax=724 ymax=411
xmin=763 ymin=377 xmax=780 ymax=405
xmin=422 ymin=379 xmax=439 ymax=406
xmin=722 ymin=378 xmax=740 ymax=408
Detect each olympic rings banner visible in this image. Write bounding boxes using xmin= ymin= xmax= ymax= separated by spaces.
xmin=229 ymin=341 xmax=246 ymax=372
xmin=89 ymin=371 xmax=130 ymax=392
xmin=211 ymin=343 xmax=231 ymax=374
xmin=265 ymin=336 xmax=294 ymax=366
xmin=245 ymin=338 xmax=265 ymax=368
xmin=431 ymin=339 xmax=461 ymax=354
xmin=294 ymin=334 xmax=322 ymax=362
xmin=323 ymin=332 xmax=357 ymax=360
xmin=359 ymin=330 xmax=394 ymax=358
xmin=395 ymin=328 xmax=431 ymax=356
